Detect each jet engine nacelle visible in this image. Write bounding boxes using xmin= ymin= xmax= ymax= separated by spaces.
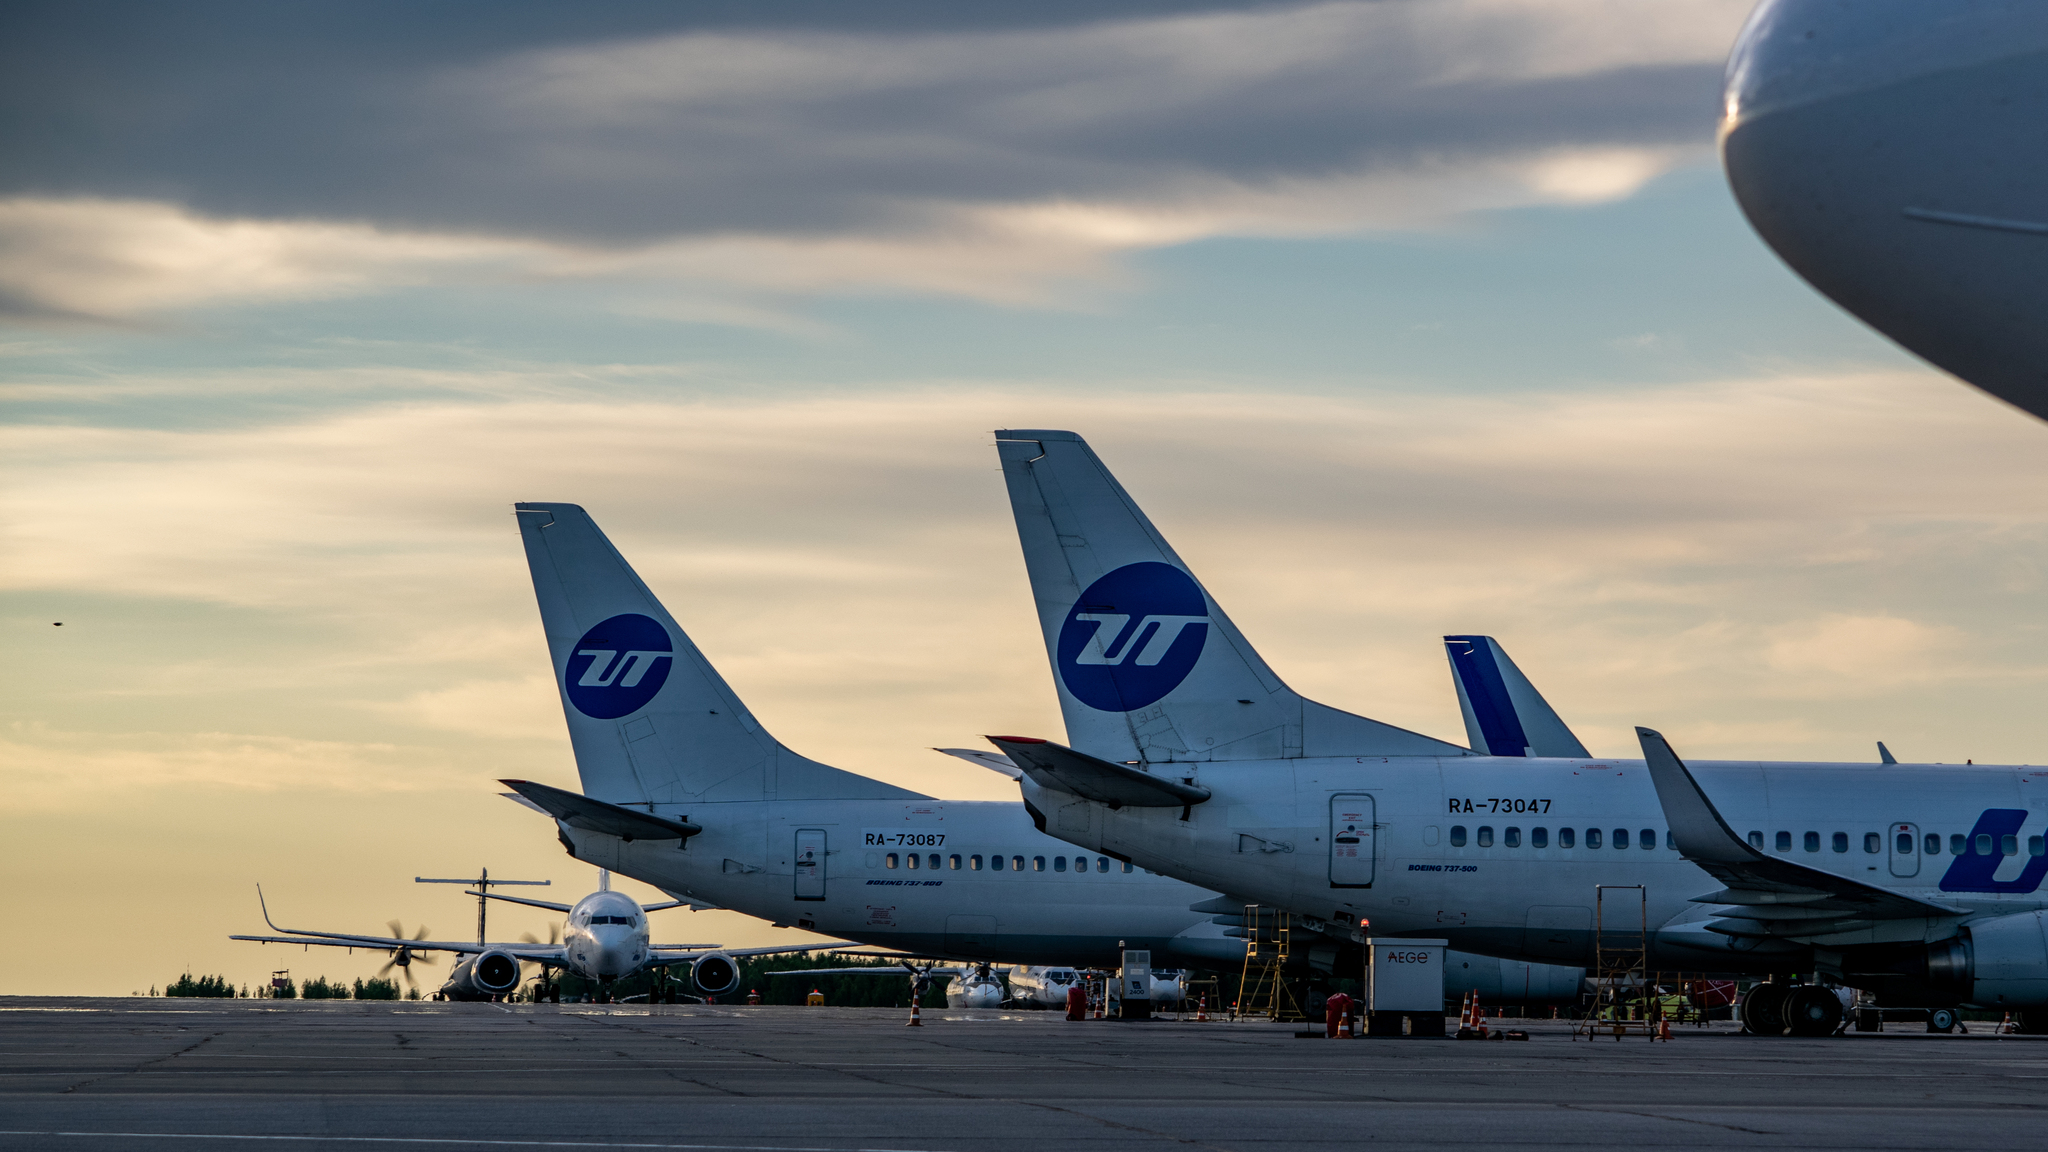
xmin=692 ymin=952 xmax=740 ymax=997
xmin=1965 ymin=912 xmax=2048 ymax=1008
xmin=441 ymin=950 xmax=524 ymax=1000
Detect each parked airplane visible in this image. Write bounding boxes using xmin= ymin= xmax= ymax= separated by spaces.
xmin=498 ymin=502 xmax=1582 ymax=1001
xmin=1005 ymin=965 xmax=1083 ymax=1008
xmin=233 ymin=878 xmax=799 ymax=1002
xmin=1722 ymin=0 xmax=2048 ymax=421
xmin=990 ymin=428 xmax=2048 ymax=1036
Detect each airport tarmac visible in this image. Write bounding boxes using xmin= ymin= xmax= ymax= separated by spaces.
xmin=4 ymin=998 xmax=2046 ymax=1151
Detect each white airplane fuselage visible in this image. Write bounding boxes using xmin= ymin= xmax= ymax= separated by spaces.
xmin=558 ymin=890 xmax=653 ymax=982
xmin=1021 ymin=753 xmax=2048 ymax=981
xmin=559 ymin=798 xmax=1244 ymax=969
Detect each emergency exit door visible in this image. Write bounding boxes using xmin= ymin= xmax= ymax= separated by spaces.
xmin=1330 ymin=794 xmax=1375 ymax=887
xmin=794 ymin=829 xmax=827 ymax=900
xmin=1889 ymin=822 xmax=1919 ymax=878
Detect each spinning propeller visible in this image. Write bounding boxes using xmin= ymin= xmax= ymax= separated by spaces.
xmin=378 ymin=921 xmax=437 ymax=988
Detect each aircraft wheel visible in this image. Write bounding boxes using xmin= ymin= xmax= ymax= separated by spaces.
xmin=1740 ymin=983 xmax=1788 ymax=1036
xmin=2016 ymin=1008 xmax=2048 ymax=1034
xmin=1927 ymin=1007 xmax=1958 ymax=1033
xmin=1783 ymin=986 xmax=1843 ymax=1037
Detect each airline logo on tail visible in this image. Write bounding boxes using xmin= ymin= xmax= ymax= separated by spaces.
xmin=1057 ymin=562 xmax=1209 ymax=711
xmin=564 ymin=613 xmax=674 ymax=719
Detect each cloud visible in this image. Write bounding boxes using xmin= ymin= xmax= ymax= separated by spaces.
xmin=0 ymin=0 xmax=1752 ymax=322
xmin=9 ymin=365 xmax=2048 ymax=783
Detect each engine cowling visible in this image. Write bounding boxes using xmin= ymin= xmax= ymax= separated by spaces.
xmin=1965 ymin=912 xmax=2048 ymax=1008
xmin=439 ymin=949 xmax=524 ymax=1001
xmin=692 ymin=953 xmax=740 ymax=997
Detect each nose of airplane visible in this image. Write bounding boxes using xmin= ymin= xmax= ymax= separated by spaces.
xmin=1721 ymin=0 xmax=2048 ymax=420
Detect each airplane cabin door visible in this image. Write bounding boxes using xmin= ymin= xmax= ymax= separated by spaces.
xmin=794 ymin=829 xmax=827 ymax=900
xmin=1330 ymin=794 xmax=1375 ymax=887
xmin=1889 ymin=822 xmax=1920 ymax=878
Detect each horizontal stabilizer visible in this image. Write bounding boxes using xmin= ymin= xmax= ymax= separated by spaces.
xmin=1637 ymin=728 xmax=1958 ymax=931
xmin=933 ymin=747 xmax=1021 ymax=779
xmin=985 ymin=735 xmax=1211 ymax=807
xmin=500 ymin=778 xmax=703 ymax=842
xmin=1444 ymin=635 xmax=1588 ymax=758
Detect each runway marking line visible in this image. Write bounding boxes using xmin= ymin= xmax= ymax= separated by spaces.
xmin=0 ymin=1134 xmax=948 ymax=1152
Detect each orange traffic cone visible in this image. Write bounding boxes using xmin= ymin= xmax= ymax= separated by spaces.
xmin=1338 ymin=1010 xmax=1354 ymax=1039
xmin=1195 ymin=996 xmax=1209 ymax=1022
xmin=1657 ymin=1017 xmax=1673 ymax=1042
xmin=2001 ymin=1011 xmax=2015 ymax=1034
xmin=906 ymin=1000 xmax=922 ymax=1027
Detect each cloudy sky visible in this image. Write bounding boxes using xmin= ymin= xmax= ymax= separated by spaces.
xmin=7 ymin=0 xmax=2047 ymax=995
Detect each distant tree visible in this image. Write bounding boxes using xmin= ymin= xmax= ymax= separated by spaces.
xmin=354 ymin=977 xmax=401 ymax=1001
xmin=164 ymin=973 xmax=238 ymax=998
xmin=301 ymin=976 xmax=349 ymax=1000
xmin=739 ymin=951 xmax=920 ymax=1007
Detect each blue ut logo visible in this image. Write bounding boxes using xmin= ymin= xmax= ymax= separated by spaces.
xmin=565 ymin=613 xmax=674 ymax=719
xmin=1057 ymin=562 xmax=1209 ymax=712
xmin=1939 ymin=809 xmax=2048 ymax=894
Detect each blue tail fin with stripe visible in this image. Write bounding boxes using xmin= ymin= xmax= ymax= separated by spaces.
xmin=1444 ymin=635 xmax=1588 ymax=759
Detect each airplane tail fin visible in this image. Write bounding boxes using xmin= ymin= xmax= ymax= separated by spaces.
xmin=516 ymin=502 xmax=921 ymax=805
xmin=993 ymin=431 xmax=1466 ymax=763
xmin=1443 ymin=635 xmax=1589 ymax=759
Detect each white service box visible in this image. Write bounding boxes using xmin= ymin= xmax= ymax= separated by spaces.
xmin=1120 ymin=949 xmax=1152 ymax=1020
xmin=1368 ymin=939 xmax=1446 ymax=1012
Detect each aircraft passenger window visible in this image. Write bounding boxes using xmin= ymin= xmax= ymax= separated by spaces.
xmin=949 ymin=854 xmax=961 ymax=869
xmin=1976 ymin=834 xmax=1993 ymax=856
xmin=1098 ymin=857 xmax=1110 ymax=872
xmin=1613 ymin=828 xmax=1629 ymax=849
xmin=1896 ymin=834 xmax=1913 ymax=855
xmin=886 ymin=853 xmax=899 ymax=868
xmin=1121 ymin=862 xmax=1133 ymax=873
xmin=1476 ymin=826 xmax=1494 ymax=848
xmin=906 ymin=852 xmax=919 ymax=869
xmin=1865 ymin=833 xmax=1881 ymax=854
xmin=1531 ymin=827 xmax=1548 ymax=848
xmin=1832 ymin=832 xmax=1848 ymax=853
xmin=866 ymin=852 xmax=880 ymax=868
xmin=1558 ymin=827 xmax=1574 ymax=848
xmin=1951 ymin=835 xmax=1966 ymax=855
xmin=1641 ymin=829 xmax=1655 ymax=850
xmin=1666 ymin=831 xmax=1676 ymax=849
xmin=1054 ymin=856 xmax=1068 ymax=872
xmin=1013 ymin=855 xmax=1025 ymax=871
xmin=2001 ymin=835 xmax=2018 ymax=856
xmin=1586 ymin=828 xmax=1601 ymax=849
xmin=970 ymin=854 xmax=983 ymax=870
xmin=929 ymin=853 xmax=942 ymax=869
xmin=2032 ymin=837 xmax=2045 ymax=858
xmin=1033 ymin=856 xmax=1046 ymax=871
xmin=1775 ymin=831 xmax=1791 ymax=852
xmin=1503 ymin=827 xmax=1520 ymax=848
xmin=1927 ymin=834 xmax=1942 ymax=855
xmin=1748 ymin=831 xmax=1763 ymax=849
xmin=1449 ymin=826 xmax=1467 ymax=847
xmin=1803 ymin=832 xmax=1819 ymax=853
xmin=990 ymin=854 xmax=1005 ymax=871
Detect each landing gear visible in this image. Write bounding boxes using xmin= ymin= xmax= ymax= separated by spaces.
xmin=2016 ymin=1009 xmax=2048 ymax=1034
xmin=1927 ymin=1007 xmax=1958 ymax=1033
xmin=1782 ymin=986 xmax=1843 ymax=1037
xmin=1740 ymin=982 xmax=1788 ymax=1035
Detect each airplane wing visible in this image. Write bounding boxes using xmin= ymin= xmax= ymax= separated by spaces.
xmin=985 ymin=735 xmax=1210 ymax=807
xmin=644 ymin=943 xmax=852 ymax=966
xmin=233 ymin=886 xmax=571 ymax=962
xmin=1637 ymin=727 xmax=1964 ymax=940
xmin=230 ymin=932 xmax=568 ymax=965
xmin=470 ymin=890 xmax=575 ymax=913
xmin=933 ymin=747 xmax=1021 ymax=779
